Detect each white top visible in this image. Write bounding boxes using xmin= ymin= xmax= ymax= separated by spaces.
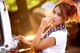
xmin=42 ymin=29 xmax=68 ymax=53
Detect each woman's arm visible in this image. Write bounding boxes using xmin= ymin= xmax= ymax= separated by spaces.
xmin=36 ymin=37 xmax=56 ymax=50
xmin=31 ymin=18 xmax=54 ymax=51
xmin=31 ymin=26 xmax=56 ymax=50
xmin=18 ymin=18 xmax=54 ymax=51
xmin=31 ymin=25 xmax=45 ymax=50
xmin=18 ymin=36 xmax=32 ymax=46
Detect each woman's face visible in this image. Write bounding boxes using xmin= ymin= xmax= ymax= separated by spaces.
xmin=51 ymin=6 xmax=64 ymax=27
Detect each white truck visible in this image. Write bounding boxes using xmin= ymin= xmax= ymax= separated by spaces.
xmin=0 ymin=0 xmax=19 ymax=53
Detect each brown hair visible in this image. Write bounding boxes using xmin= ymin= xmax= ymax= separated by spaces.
xmin=53 ymin=2 xmax=78 ymax=20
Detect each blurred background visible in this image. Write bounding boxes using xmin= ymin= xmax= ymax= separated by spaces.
xmin=4 ymin=0 xmax=80 ymax=53
xmin=5 ymin=0 xmax=59 ymax=36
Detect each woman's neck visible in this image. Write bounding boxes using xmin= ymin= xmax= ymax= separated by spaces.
xmin=51 ymin=24 xmax=65 ymax=28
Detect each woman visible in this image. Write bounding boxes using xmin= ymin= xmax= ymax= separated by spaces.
xmin=18 ymin=2 xmax=78 ymax=53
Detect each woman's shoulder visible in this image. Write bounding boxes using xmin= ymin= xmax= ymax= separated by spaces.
xmin=49 ymin=29 xmax=68 ymax=37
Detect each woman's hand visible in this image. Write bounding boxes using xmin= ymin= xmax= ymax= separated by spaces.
xmin=40 ymin=17 xmax=53 ymax=29
xmin=18 ymin=35 xmax=25 ymax=41
xmin=18 ymin=35 xmax=32 ymax=46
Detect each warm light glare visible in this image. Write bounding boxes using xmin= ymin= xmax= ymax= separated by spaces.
xmin=25 ymin=35 xmax=35 ymax=41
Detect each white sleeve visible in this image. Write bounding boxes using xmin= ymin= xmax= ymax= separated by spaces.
xmin=49 ymin=30 xmax=67 ymax=45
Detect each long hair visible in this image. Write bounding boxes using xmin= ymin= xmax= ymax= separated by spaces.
xmin=53 ymin=2 xmax=78 ymax=20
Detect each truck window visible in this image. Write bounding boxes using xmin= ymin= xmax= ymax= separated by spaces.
xmin=0 ymin=11 xmax=4 ymax=46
